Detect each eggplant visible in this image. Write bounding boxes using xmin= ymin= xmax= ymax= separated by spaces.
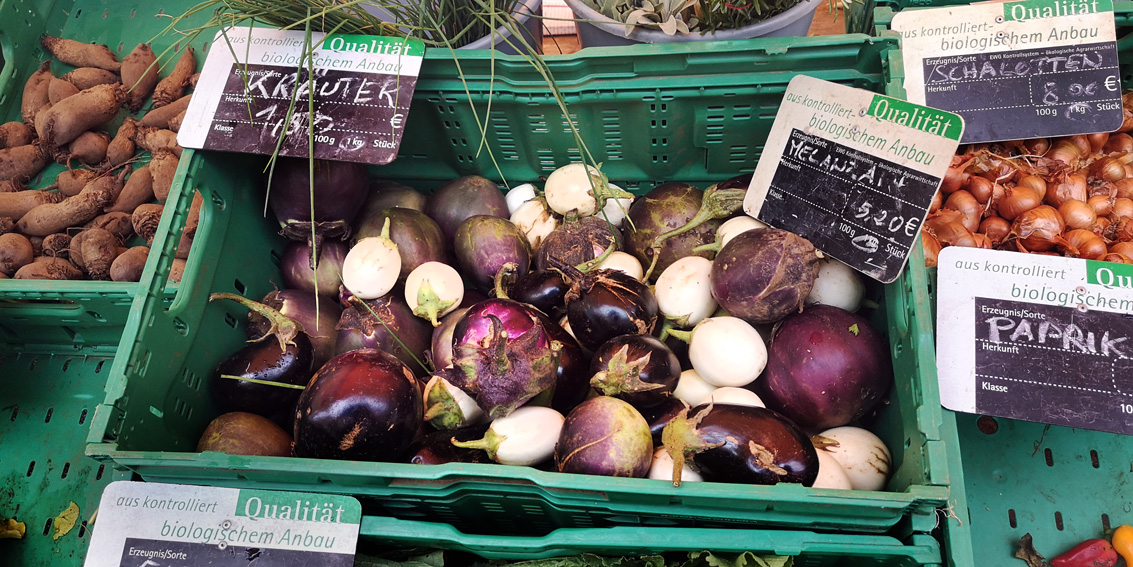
xmin=407 ymin=423 xmax=492 ymax=465
xmin=425 ymin=175 xmax=509 ymax=242
xmin=511 ymin=268 xmax=571 ymax=320
xmin=210 ymin=293 xmax=314 ymax=418
xmin=559 ymin=265 xmax=659 ymax=352
xmin=662 ymin=403 xmax=818 ymax=487
xmin=454 ymin=215 xmax=531 ymax=293
xmin=354 ymin=207 xmax=446 ymax=281
xmin=293 ymin=348 xmax=423 ymax=461
xmin=197 ymin=412 xmax=294 ymax=457
xmin=623 ymin=182 xmax=720 ymax=280
xmin=281 ymin=239 xmax=348 ymax=297
xmin=247 ymin=289 xmax=341 ymax=369
xmin=335 ymin=293 xmax=432 ymax=375
xmin=451 ymin=406 xmax=565 ymax=466
xmin=267 ymin=157 xmax=369 ymax=244
xmin=429 ymin=307 xmax=469 ymax=369
xmin=555 ymin=396 xmax=653 ymax=477
xmin=361 ymin=180 xmax=428 ymax=214
xmin=534 ymin=215 xmax=622 ymax=272
xmin=641 ymin=396 xmax=688 ymax=447
xmin=541 ymin=313 xmax=592 ymax=415
xmin=589 ymin=334 xmax=680 ymax=409
xmin=710 ymin=228 xmax=820 ymax=325
xmin=422 ymin=366 xmax=487 ymax=430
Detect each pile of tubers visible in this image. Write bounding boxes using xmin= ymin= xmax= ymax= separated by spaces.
xmin=0 ymin=34 xmax=200 ymax=282
xmin=923 ymin=93 xmax=1133 ymax=266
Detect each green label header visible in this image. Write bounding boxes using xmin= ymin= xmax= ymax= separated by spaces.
xmin=323 ymin=34 xmax=425 ymax=57
xmin=867 ymin=95 xmax=962 ymax=140
xmin=1003 ymin=0 xmax=1113 ymax=21
xmin=235 ymin=490 xmax=362 ymax=524
xmin=1086 ymin=260 xmax=1133 ymax=288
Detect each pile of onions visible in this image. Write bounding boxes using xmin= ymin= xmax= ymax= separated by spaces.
xmin=924 ymin=98 xmax=1133 ymax=268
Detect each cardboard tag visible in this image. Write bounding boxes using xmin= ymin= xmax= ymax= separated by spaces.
xmin=891 ymin=0 xmax=1121 ymax=143
xmin=178 ymin=27 xmax=424 ymax=164
xmin=744 ymin=75 xmax=963 ymax=283
xmin=937 ymin=247 xmax=1133 ymax=435
xmin=84 ymin=481 xmax=362 ymax=567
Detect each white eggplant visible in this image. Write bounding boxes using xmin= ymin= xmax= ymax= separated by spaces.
xmin=505 ymin=183 xmax=538 ymax=214
xmin=544 ymin=163 xmax=631 ymax=217
xmin=597 ymin=251 xmax=644 ymax=280
xmin=654 ymin=256 xmax=716 ymax=327
xmin=452 ymin=406 xmax=565 ymax=466
xmin=341 ymin=219 xmax=401 ymax=300
xmin=405 ymin=261 xmax=465 ymax=326
xmin=705 ymin=387 xmax=764 ymax=408
xmin=679 ymin=316 xmax=767 ymax=387
xmin=511 ymin=199 xmax=559 ymax=250
xmin=806 ymin=257 xmax=866 ymax=312
xmin=716 ymin=216 xmax=767 ymax=248
xmin=648 ymin=447 xmax=702 ymax=482
xmin=812 ymin=446 xmax=854 ymax=490
xmin=672 ymin=368 xmax=716 ymax=406
xmin=814 ymin=426 xmax=892 ymax=491
xmin=423 ymin=372 xmax=487 ymax=430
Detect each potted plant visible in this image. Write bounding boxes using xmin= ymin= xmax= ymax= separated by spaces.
xmin=358 ymin=0 xmax=545 ymax=54
xmin=563 ymin=0 xmax=824 ymax=47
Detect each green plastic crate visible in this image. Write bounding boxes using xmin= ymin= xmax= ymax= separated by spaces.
xmin=353 ymin=516 xmax=943 ymax=565
xmin=869 ymin=8 xmax=1133 ymax=566
xmin=0 ymin=349 xmax=132 ymax=567
xmin=83 ymin=34 xmax=959 ymax=538
xmin=0 ymin=0 xmax=212 ymax=351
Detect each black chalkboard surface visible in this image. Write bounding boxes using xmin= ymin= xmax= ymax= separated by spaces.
xmin=119 ymin=538 xmax=353 ymax=567
xmin=923 ymin=42 xmax=1122 ymax=143
xmin=759 ymin=129 xmax=939 ymax=283
xmin=974 ymin=297 xmax=1133 ymax=434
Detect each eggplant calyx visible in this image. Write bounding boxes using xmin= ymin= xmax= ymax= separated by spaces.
xmin=590 ymin=345 xmax=664 ymax=396
xmin=691 ymin=239 xmax=723 ymax=255
xmin=810 ymin=434 xmax=841 ymax=451
xmin=280 ymin=219 xmax=351 ymax=252
xmin=450 ymin=428 xmax=505 ymax=461
xmin=493 ymin=263 xmax=519 ymax=299
xmin=664 ymin=327 xmax=693 ymax=344
xmin=414 ymin=279 xmax=458 ymax=327
xmin=423 ymin=376 xmax=467 ymax=430
xmin=210 ymin=292 xmax=305 ymax=352
xmin=642 ymin=185 xmax=747 ymax=280
xmin=661 ymin=405 xmax=723 ymax=487
xmin=586 ymin=165 xmax=634 ymax=210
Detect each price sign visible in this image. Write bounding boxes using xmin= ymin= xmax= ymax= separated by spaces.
xmin=84 ymin=482 xmax=362 ymax=567
xmin=891 ymin=0 xmax=1121 ymax=144
xmin=178 ymin=27 xmax=424 ymax=164
xmin=744 ymin=75 xmax=963 ymax=283
xmin=937 ymin=247 xmax=1133 ymax=435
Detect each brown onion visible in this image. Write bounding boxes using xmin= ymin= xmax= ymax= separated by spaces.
xmin=1110 ymin=241 xmax=1133 ymax=257
xmin=997 ymin=185 xmax=1043 ymax=221
xmin=1091 ymin=157 xmax=1127 ymax=183
xmin=970 ymin=233 xmax=994 ymax=249
xmin=1096 ymin=216 xmax=1112 ymax=233
xmin=1098 ymin=253 xmax=1131 ymax=264
xmin=930 ymin=189 xmax=943 ymax=214
xmin=1067 ymin=135 xmax=1092 ymax=156
xmin=1018 ymin=175 xmax=1047 ymax=199
xmin=1088 ymin=132 xmax=1110 ymax=154
xmin=1113 ymin=178 xmax=1133 ymax=200
xmin=1011 ymin=205 xmax=1067 ymax=252
xmin=945 ymin=190 xmax=982 ymax=232
xmin=1046 ymin=140 xmax=1081 ymax=166
xmin=1120 ymin=105 xmax=1133 ymax=133
xmin=941 ymin=158 xmax=971 ymax=194
xmin=926 ymin=211 xmax=977 ymax=247
xmin=967 ymin=176 xmax=995 ymax=204
xmin=922 ymin=231 xmax=942 ymax=267
xmin=1045 ymin=174 xmax=1088 ymax=208
xmin=1064 ymin=229 xmax=1105 ymax=258
xmin=1024 ymin=138 xmax=1050 ymax=155
xmin=1114 ymin=198 xmax=1133 ymax=219
xmin=1110 ymin=217 xmax=1133 ymax=242
xmin=1058 ymin=199 xmax=1097 ymax=230
xmin=1104 ymin=133 xmax=1133 ymax=154
xmin=1088 ymin=194 xmax=1114 ymax=216
xmin=979 ymin=216 xmax=1011 ymax=245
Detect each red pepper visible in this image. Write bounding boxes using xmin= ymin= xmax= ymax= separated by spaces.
xmin=1049 ymin=538 xmax=1119 ymax=567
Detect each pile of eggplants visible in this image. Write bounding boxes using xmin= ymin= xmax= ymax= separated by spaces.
xmin=198 ymin=161 xmax=897 ymax=493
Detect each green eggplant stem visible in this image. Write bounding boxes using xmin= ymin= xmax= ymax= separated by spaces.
xmin=577 ymin=240 xmax=617 ymax=273
xmin=643 ymin=186 xmax=747 ymax=281
xmin=665 ymin=327 xmax=693 ymax=344
xmin=450 ymin=428 xmax=504 ymax=461
xmin=493 ymin=262 xmax=519 ymax=299
xmin=209 ymin=292 xmax=304 ymax=352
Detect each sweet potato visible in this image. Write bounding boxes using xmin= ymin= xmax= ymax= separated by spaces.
xmin=40 ymin=35 xmax=121 ymax=72
xmin=110 ymin=246 xmax=148 ymax=282
xmin=0 ymin=144 xmax=51 ymax=182
xmin=63 ymin=67 xmax=120 ymax=90
xmin=15 ymin=256 xmax=81 ymax=280
xmin=0 ymin=190 xmax=64 ymax=219
xmin=105 ymin=117 xmax=138 ymax=167
xmin=0 ymin=122 xmax=35 ymax=149
xmin=121 ymin=44 xmax=160 ymax=113
xmin=153 ymin=47 xmax=195 ymax=108
xmin=188 ymin=72 xmax=200 ymax=90
xmin=168 ymin=110 xmax=186 ymax=133
xmin=72 ymin=227 xmax=120 ymax=279
xmin=42 ymin=233 xmax=72 ymax=258
xmin=149 ymin=150 xmax=178 ymax=203
xmin=58 ymin=131 xmax=110 ymax=167
xmin=0 ymin=218 xmax=14 ymax=235
xmin=131 ymin=203 xmax=164 ymax=243
xmin=133 ymin=127 xmax=181 ymax=157
xmin=86 ymin=211 xmax=134 ymax=243
xmin=52 ymin=168 xmax=101 ymax=197
xmin=139 ymin=95 xmax=190 ymax=129
xmin=0 ymin=180 xmax=26 ymax=193
xmin=168 ymin=257 xmax=186 ymax=283
xmin=16 ymin=177 xmax=118 ymax=236
xmin=106 ymin=165 xmax=153 ymax=213
xmin=21 ymin=62 xmax=52 ymax=125
xmin=35 ymin=83 xmax=125 ymax=149
xmin=0 ymin=233 xmax=34 ymax=276
xmin=47 ymin=77 xmax=80 ymax=105
xmin=176 ymin=190 xmax=203 ymax=260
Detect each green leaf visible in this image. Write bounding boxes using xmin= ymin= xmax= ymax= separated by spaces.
xmin=685 ymin=551 xmax=794 ymax=567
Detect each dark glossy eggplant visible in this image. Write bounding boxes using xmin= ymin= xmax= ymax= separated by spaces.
xmin=293 ymin=349 xmax=423 ymax=461
xmin=511 ymin=268 xmax=571 ymax=320
xmin=561 ymin=267 xmax=659 ymax=352
xmin=641 ymin=396 xmax=688 ymax=447
xmin=335 ymin=293 xmax=432 ymax=376
xmin=590 ymin=334 xmax=680 ymax=409
xmin=267 ymin=157 xmax=369 ymax=244
xmin=361 ymin=180 xmax=428 ymax=214
xmin=539 ymin=312 xmax=592 ymax=414
xmin=210 ymin=293 xmax=314 ymax=418
xmin=407 ymin=423 xmax=492 ymax=465
xmin=662 ymin=403 xmax=818 ymax=487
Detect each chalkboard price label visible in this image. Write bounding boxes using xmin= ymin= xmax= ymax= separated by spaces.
xmin=744 ymin=76 xmax=963 ymax=283
xmin=937 ymin=247 xmax=1133 ymax=435
xmin=178 ymin=27 xmax=424 ymax=165
xmin=892 ymin=0 xmax=1121 ymax=144
xmin=84 ymin=482 xmax=362 ymax=567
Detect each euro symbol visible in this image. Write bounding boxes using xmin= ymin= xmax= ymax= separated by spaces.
xmin=390 ymin=113 xmax=404 ymax=129
xmin=1106 ymin=75 xmax=1119 ymax=92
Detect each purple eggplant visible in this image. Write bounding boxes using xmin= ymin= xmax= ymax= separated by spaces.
xmin=293 ymin=349 xmax=423 ymax=462
xmin=428 ymin=307 xmax=469 ymax=370
xmin=267 ymin=157 xmax=369 ymax=245
xmin=407 ymin=423 xmax=492 ymax=465
xmin=534 ymin=216 xmax=622 ymax=272
xmin=425 ymin=175 xmax=509 ymax=242
xmin=281 ymin=239 xmax=348 ymax=297
xmin=622 ymin=182 xmax=721 ymax=280
xmin=710 ymin=228 xmax=819 ymax=325
xmin=335 ymin=294 xmax=432 ymax=375
xmin=555 ymin=396 xmax=653 ymax=477
xmin=449 ymin=297 xmax=559 ymax=418
xmin=210 ymin=293 xmax=314 ymax=419
xmin=247 ymin=289 xmax=341 ymax=369
xmin=454 ymin=215 xmax=531 ymax=293
xmin=354 ymin=207 xmax=447 ymax=281
xmin=590 ymin=334 xmax=680 ymax=410
xmin=558 ymin=265 xmax=659 ymax=352
xmin=541 ymin=313 xmax=592 ymax=415
xmin=362 ymin=180 xmax=428 ymax=213
xmin=511 ymin=268 xmax=571 ymax=320
xmin=662 ymin=403 xmax=818 ymax=487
